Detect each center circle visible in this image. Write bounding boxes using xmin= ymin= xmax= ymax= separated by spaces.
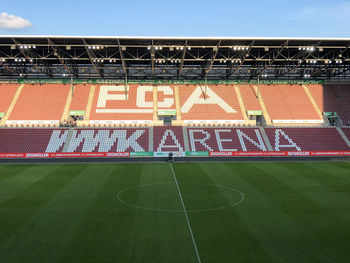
xmin=117 ymin=182 xmax=244 ymax=213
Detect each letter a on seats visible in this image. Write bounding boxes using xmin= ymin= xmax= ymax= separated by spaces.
xmin=157 ymin=130 xmax=184 ymax=152
xmin=181 ymin=86 xmax=237 ymax=113
xmin=274 ymin=129 xmax=301 ymax=151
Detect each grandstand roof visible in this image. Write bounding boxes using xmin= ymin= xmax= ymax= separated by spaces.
xmin=0 ymin=35 xmax=350 ymax=81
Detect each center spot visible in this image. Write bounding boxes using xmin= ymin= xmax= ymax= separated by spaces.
xmin=117 ymin=182 xmax=244 ymax=212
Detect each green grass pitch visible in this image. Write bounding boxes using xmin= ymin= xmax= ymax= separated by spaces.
xmin=0 ymin=161 xmax=350 ymax=263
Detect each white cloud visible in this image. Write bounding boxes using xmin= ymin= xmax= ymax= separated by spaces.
xmin=0 ymin=12 xmax=32 ymax=30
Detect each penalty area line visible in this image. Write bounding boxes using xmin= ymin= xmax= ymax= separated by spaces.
xmin=169 ymin=162 xmax=202 ymax=263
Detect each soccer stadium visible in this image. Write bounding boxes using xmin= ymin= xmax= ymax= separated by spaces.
xmin=1 ymin=9 xmax=350 ymax=262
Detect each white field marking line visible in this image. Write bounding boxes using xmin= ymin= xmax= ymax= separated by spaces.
xmin=170 ymin=162 xmax=202 ymax=263
xmin=116 ymin=182 xmax=244 ymax=213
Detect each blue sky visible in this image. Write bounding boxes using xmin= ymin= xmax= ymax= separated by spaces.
xmin=0 ymin=0 xmax=349 ymax=37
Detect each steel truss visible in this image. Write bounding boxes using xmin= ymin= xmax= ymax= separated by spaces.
xmin=0 ymin=36 xmax=350 ymax=81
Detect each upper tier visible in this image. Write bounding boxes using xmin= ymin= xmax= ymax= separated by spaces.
xmin=0 ymin=83 xmax=349 ymax=127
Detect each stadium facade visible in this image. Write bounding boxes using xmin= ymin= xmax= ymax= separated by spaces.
xmin=0 ymin=36 xmax=350 ymax=159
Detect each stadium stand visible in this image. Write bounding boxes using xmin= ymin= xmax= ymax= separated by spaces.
xmin=259 ymin=84 xmax=321 ymax=124
xmin=1 ymin=126 xmax=350 ymax=154
xmin=187 ymin=128 xmax=268 ymax=151
xmin=308 ymin=84 xmax=350 ymax=125
xmin=153 ymin=126 xmax=185 ymax=152
xmin=69 ymin=84 xmax=91 ymax=114
xmin=264 ymin=127 xmax=350 ymax=151
xmin=0 ymin=128 xmax=66 ymax=153
xmin=238 ymin=85 xmax=262 ymax=112
xmin=0 ymin=84 xmax=19 ymax=117
xmin=157 ymin=86 xmax=176 ymax=110
xmin=1 ymin=37 xmax=350 ymax=158
xmin=47 ymin=128 xmax=150 ymax=153
xmin=89 ymin=84 xmax=153 ymax=124
xmin=179 ymin=85 xmax=244 ymax=125
xmin=1 ymin=81 xmax=350 ymax=156
xmin=7 ymin=84 xmax=70 ymax=125
xmin=341 ymin=127 xmax=350 ymax=141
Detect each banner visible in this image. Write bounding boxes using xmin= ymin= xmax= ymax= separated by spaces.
xmin=185 ymin=151 xmax=209 ymax=157
xmin=272 ymin=120 xmax=323 ymax=124
xmin=209 ymin=151 xmax=350 ymax=157
xmin=0 ymin=153 xmax=25 ymax=158
xmin=247 ymin=111 xmax=262 ymax=116
xmin=158 ymin=110 xmax=177 ymax=116
xmin=1 ymin=151 xmax=350 ymax=159
xmin=30 ymin=152 xmax=129 ymax=158
xmin=153 ymin=152 xmax=186 ymax=157
xmin=130 ymin=152 xmax=153 ymax=157
xmin=69 ymin=111 xmax=85 ymax=115
xmin=0 ymin=112 xmax=4 ymax=117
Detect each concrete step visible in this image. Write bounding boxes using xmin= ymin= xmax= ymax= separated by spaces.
xmin=60 ymin=84 xmax=74 ymax=123
xmin=302 ymin=85 xmax=323 ymax=120
xmin=148 ymin=126 xmax=154 ymax=151
xmin=253 ymin=85 xmax=272 ymax=125
xmin=153 ymin=86 xmax=158 ymax=122
xmin=84 ymin=85 xmax=96 ymax=122
xmin=234 ymin=85 xmax=249 ymax=122
xmin=182 ymin=126 xmax=190 ymax=151
xmin=62 ymin=128 xmax=75 ymax=152
xmin=259 ymin=127 xmax=273 ymax=151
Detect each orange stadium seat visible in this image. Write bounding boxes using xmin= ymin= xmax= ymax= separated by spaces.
xmin=259 ymin=84 xmax=320 ymax=121
xmin=89 ymin=84 xmax=153 ymax=121
xmin=0 ymin=84 xmax=19 ymax=115
xmin=69 ymin=84 xmax=91 ymax=112
xmin=308 ymin=84 xmax=350 ymax=124
xmin=8 ymin=84 xmax=70 ymax=120
xmin=239 ymin=85 xmax=262 ymax=111
xmin=179 ymin=85 xmax=244 ymax=121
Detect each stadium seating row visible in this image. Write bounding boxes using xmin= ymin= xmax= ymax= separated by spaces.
xmin=2 ymin=83 xmax=350 ymax=127
xmin=0 ymin=127 xmax=349 ymax=153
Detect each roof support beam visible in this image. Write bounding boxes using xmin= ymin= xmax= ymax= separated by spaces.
xmin=256 ymin=41 xmax=288 ymax=76
xmin=0 ymin=61 xmax=17 ymax=75
xmin=150 ymin=40 xmax=155 ymax=77
xmin=310 ymin=46 xmax=349 ymax=77
xmin=202 ymin=40 xmax=221 ymax=78
xmin=82 ymin=39 xmax=104 ymax=78
xmin=117 ymin=39 xmax=128 ymax=77
xmin=178 ymin=40 xmax=187 ymax=76
xmin=229 ymin=40 xmax=255 ymax=77
xmin=48 ymin=39 xmax=74 ymax=76
xmin=12 ymin=38 xmax=51 ymax=77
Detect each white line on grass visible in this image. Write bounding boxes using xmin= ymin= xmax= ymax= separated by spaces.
xmin=169 ymin=162 xmax=202 ymax=263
